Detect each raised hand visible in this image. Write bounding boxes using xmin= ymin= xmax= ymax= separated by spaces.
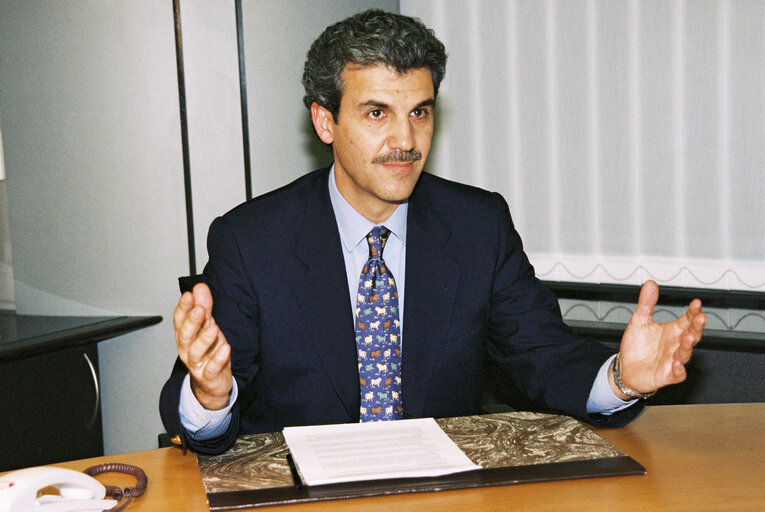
xmin=173 ymin=282 xmax=233 ymax=410
xmin=612 ymin=280 xmax=706 ymax=399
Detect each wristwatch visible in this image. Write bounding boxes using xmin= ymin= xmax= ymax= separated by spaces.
xmin=612 ymin=352 xmax=656 ymax=400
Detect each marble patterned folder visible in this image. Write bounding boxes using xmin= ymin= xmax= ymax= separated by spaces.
xmin=196 ymin=411 xmax=644 ymax=510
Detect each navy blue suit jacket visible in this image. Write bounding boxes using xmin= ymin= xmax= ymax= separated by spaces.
xmin=160 ymin=168 xmax=642 ymax=453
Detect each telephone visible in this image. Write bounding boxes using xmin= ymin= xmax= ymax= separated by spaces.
xmin=0 ymin=462 xmax=146 ymax=512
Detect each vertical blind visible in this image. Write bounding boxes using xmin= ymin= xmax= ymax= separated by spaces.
xmin=402 ymin=0 xmax=764 ymax=292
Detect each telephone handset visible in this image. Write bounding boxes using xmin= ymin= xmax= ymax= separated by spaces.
xmin=0 ymin=463 xmax=147 ymax=512
xmin=0 ymin=466 xmax=115 ymax=511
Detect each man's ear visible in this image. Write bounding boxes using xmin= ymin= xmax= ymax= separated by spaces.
xmin=310 ymin=102 xmax=336 ymax=145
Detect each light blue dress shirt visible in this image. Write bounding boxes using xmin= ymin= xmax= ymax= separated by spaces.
xmin=180 ymin=168 xmax=634 ymax=438
xmin=327 ymin=167 xmax=408 ymax=331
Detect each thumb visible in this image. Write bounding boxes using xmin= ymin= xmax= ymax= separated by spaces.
xmin=192 ymin=282 xmax=214 ymax=320
xmin=631 ymin=280 xmax=659 ymax=325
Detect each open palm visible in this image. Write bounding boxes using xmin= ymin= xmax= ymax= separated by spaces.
xmin=617 ymin=281 xmax=706 ymax=395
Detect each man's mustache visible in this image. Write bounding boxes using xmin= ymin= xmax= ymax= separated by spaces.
xmin=372 ymin=149 xmax=422 ymax=164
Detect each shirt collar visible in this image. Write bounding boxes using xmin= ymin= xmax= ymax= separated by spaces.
xmin=328 ymin=166 xmax=408 ymax=253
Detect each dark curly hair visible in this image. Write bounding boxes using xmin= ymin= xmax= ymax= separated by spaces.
xmin=302 ymin=9 xmax=447 ymax=121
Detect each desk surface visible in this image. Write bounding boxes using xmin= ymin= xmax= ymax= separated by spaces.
xmin=13 ymin=403 xmax=765 ymax=511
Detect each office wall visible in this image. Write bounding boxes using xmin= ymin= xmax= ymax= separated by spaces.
xmin=0 ymin=0 xmax=187 ymax=454
xmin=185 ymin=0 xmax=397 ymax=269
xmin=0 ymin=0 xmax=395 ymax=456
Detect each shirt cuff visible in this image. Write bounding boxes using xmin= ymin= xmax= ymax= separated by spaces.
xmin=179 ymin=373 xmax=238 ymax=440
xmin=586 ymin=354 xmax=638 ymax=415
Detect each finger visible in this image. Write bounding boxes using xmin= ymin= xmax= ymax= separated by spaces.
xmin=630 ymin=280 xmax=659 ymax=325
xmin=675 ymin=332 xmax=696 ymax=364
xmin=202 ymin=340 xmax=231 ymax=378
xmin=177 ymin=304 xmax=207 ymax=347
xmin=675 ymin=312 xmax=703 ymax=356
xmin=678 ymin=298 xmax=702 ymax=329
xmin=179 ymin=290 xmax=194 ymax=309
xmin=689 ymin=308 xmax=706 ymax=337
xmin=173 ymin=292 xmax=195 ymax=328
xmin=187 ymin=321 xmax=220 ymax=365
xmin=192 ymin=283 xmax=214 ymax=320
xmin=671 ymin=358 xmax=687 ymax=382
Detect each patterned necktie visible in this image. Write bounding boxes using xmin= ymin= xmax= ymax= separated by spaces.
xmin=356 ymin=226 xmax=403 ymax=421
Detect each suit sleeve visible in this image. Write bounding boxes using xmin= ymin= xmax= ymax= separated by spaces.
xmin=159 ymin=214 xmax=261 ymax=453
xmin=485 ymin=193 xmax=643 ymax=428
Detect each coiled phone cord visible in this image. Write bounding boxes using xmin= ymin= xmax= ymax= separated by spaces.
xmin=83 ymin=463 xmax=147 ymax=512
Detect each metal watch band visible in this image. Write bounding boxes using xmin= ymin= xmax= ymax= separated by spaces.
xmin=612 ymin=352 xmax=656 ymax=400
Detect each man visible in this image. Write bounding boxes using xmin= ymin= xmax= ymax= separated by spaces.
xmin=160 ymin=10 xmax=705 ymax=454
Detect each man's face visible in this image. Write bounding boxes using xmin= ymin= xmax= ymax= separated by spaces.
xmin=311 ymin=64 xmax=435 ymax=223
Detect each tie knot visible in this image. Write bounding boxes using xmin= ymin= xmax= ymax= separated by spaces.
xmin=366 ymin=226 xmax=390 ymax=260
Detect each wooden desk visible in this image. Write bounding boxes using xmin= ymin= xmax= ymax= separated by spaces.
xmin=11 ymin=404 xmax=763 ymax=511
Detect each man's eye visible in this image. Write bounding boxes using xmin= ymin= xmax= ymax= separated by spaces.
xmin=411 ymin=108 xmax=429 ymax=118
xmin=369 ymin=110 xmax=384 ymax=119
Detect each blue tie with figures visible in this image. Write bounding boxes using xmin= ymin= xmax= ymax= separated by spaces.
xmin=356 ymin=226 xmax=403 ymax=421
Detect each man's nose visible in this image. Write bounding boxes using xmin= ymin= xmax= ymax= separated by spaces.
xmin=388 ymin=116 xmax=415 ymax=151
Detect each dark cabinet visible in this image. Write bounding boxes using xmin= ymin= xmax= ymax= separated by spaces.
xmin=0 ymin=312 xmax=161 ymax=472
xmin=0 ymin=343 xmax=103 ymax=471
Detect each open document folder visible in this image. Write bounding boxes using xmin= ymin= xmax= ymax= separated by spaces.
xmin=282 ymin=418 xmax=481 ymax=486
xmin=196 ymin=411 xmax=645 ymax=510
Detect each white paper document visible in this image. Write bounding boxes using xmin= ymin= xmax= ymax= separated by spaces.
xmin=282 ymin=418 xmax=481 ymax=486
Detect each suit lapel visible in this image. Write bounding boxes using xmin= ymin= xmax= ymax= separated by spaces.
xmin=293 ymin=173 xmax=359 ymax=420
xmin=401 ymin=179 xmax=460 ymax=418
